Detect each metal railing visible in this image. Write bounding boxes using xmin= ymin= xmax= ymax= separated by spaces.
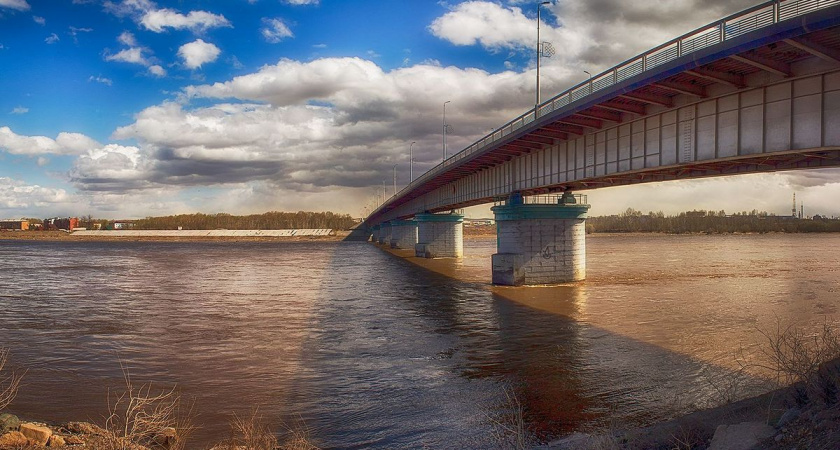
xmin=371 ymin=0 xmax=839 ymax=220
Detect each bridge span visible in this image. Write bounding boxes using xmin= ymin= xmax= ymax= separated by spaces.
xmin=365 ymin=0 xmax=840 ymax=286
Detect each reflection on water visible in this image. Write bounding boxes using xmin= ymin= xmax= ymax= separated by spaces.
xmin=0 ymin=234 xmax=838 ymax=447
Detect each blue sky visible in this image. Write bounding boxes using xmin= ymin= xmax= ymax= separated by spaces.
xmin=1 ymin=0 xmax=839 ymax=219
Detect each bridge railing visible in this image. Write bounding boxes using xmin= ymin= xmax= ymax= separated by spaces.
xmin=371 ymin=0 xmax=840 ymax=220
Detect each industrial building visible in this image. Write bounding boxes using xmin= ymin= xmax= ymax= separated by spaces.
xmin=0 ymin=220 xmax=30 ymax=231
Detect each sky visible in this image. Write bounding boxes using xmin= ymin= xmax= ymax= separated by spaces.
xmin=1 ymin=0 xmax=839 ymax=220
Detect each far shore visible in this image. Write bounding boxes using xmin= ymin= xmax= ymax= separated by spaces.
xmin=0 ymin=230 xmax=350 ymax=242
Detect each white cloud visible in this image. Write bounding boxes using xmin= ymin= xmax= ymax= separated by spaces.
xmin=105 ymin=46 xmax=149 ymax=65
xmin=140 ymin=8 xmax=231 ymax=33
xmin=0 ymin=0 xmax=29 ymax=11
xmin=283 ymin=0 xmax=318 ymax=4
xmin=0 ymin=127 xmax=100 ymax=156
xmin=178 ymin=39 xmax=220 ymax=69
xmin=118 ymin=30 xmax=137 ymax=46
xmin=0 ymin=178 xmax=71 ymax=213
xmin=32 ymin=15 xmax=44 ymax=25
xmin=36 ymin=156 xmax=49 ymax=166
xmin=148 ymin=64 xmax=166 ymax=77
xmin=261 ymin=17 xmax=293 ymax=43
xmin=10 ymin=106 xmax=28 ymax=114
xmin=45 ymin=33 xmax=59 ymax=44
xmin=89 ymin=75 xmax=113 ymax=85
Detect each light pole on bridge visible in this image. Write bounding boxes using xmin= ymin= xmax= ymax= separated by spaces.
xmin=535 ymin=1 xmax=551 ymax=118
xmin=392 ymin=164 xmax=397 ymax=197
xmin=443 ymin=100 xmax=451 ymax=162
xmin=409 ymin=141 xmax=416 ymax=183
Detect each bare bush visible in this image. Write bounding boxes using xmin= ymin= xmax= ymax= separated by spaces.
xmin=0 ymin=348 xmax=24 ymax=411
xmin=214 ymin=409 xmax=278 ymax=450
xmin=102 ymin=365 xmax=192 ymax=450
xmin=751 ymin=318 xmax=840 ymax=405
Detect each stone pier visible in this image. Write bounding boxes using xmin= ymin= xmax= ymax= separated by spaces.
xmin=491 ymin=192 xmax=590 ymax=285
xmin=389 ymin=219 xmax=418 ymax=249
xmin=377 ymin=222 xmax=391 ymax=245
xmin=414 ymin=212 xmax=464 ymax=258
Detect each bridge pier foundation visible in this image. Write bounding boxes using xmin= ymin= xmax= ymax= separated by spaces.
xmin=414 ymin=212 xmax=464 ymax=258
xmin=491 ymin=193 xmax=590 ymax=285
xmin=389 ymin=219 xmax=418 ymax=249
xmin=370 ymin=224 xmax=380 ymax=243
xmin=377 ymin=222 xmax=391 ymax=245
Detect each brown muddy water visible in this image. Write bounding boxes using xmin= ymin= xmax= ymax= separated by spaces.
xmin=0 ymin=234 xmax=838 ymax=448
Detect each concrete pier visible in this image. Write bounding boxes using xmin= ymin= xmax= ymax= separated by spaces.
xmin=414 ymin=212 xmax=464 ymax=258
xmin=370 ymin=224 xmax=380 ymax=243
xmin=377 ymin=222 xmax=391 ymax=245
xmin=389 ymin=219 xmax=418 ymax=249
xmin=491 ymin=193 xmax=590 ymax=285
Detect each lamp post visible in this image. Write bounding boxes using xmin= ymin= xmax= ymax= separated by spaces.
xmin=409 ymin=141 xmax=416 ymax=182
xmin=443 ymin=100 xmax=451 ymax=162
xmin=392 ymin=164 xmax=397 ymax=197
xmin=584 ymin=70 xmax=592 ymax=94
xmin=535 ymin=1 xmax=551 ymax=118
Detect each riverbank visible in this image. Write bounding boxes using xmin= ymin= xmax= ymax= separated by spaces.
xmin=0 ymin=230 xmax=349 ymax=242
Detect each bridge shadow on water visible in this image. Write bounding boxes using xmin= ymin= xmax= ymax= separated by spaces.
xmin=295 ymin=241 xmax=773 ymax=448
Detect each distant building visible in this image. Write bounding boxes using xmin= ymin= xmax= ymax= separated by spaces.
xmin=465 ymin=218 xmax=495 ymax=227
xmin=112 ymin=220 xmax=136 ymax=229
xmin=0 ymin=220 xmax=29 ymax=231
xmin=43 ymin=217 xmax=79 ymax=231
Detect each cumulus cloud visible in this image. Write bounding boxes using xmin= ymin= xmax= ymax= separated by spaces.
xmin=178 ymin=39 xmax=220 ymax=69
xmin=45 ymin=33 xmax=59 ymax=44
xmin=140 ymin=8 xmax=231 ymax=33
xmin=105 ymin=47 xmax=149 ymax=65
xmin=10 ymin=106 xmax=28 ymax=114
xmin=148 ymin=64 xmax=166 ymax=77
xmin=0 ymin=127 xmax=101 ymax=156
xmin=261 ymin=18 xmax=293 ymax=43
xmin=431 ymin=0 xmax=758 ymax=71
xmin=0 ymin=0 xmax=29 ymax=11
xmin=0 ymin=177 xmax=71 ymax=212
xmin=104 ymin=32 xmax=156 ymax=68
xmin=33 ymin=15 xmax=44 ymax=25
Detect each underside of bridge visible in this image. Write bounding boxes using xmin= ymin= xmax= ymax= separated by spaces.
xmin=366 ymin=0 xmax=840 ymax=285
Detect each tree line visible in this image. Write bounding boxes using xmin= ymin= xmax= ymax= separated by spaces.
xmin=587 ymin=208 xmax=840 ymax=234
xmin=128 ymin=211 xmax=356 ymax=230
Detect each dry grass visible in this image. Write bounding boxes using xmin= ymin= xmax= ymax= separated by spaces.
xmin=102 ymin=364 xmax=193 ymax=450
xmin=212 ymin=409 xmax=319 ymax=450
xmin=488 ymin=386 xmax=535 ymax=450
xmin=0 ymin=348 xmax=24 ymax=411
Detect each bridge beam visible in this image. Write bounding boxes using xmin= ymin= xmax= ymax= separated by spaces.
xmin=414 ymin=212 xmax=464 ymax=258
xmin=389 ymin=219 xmax=418 ymax=249
xmin=491 ymin=192 xmax=590 ymax=286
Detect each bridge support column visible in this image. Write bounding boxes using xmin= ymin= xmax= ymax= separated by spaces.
xmin=414 ymin=212 xmax=464 ymax=258
xmin=389 ymin=219 xmax=418 ymax=249
xmin=491 ymin=192 xmax=590 ymax=285
xmin=377 ymin=222 xmax=391 ymax=245
xmin=370 ymin=224 xmax=380 ymax=243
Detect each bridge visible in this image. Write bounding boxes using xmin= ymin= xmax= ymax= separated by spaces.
xmin=364 ymin=0 xmax=840 ymax=285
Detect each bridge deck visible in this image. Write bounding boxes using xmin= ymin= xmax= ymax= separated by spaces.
xmin=368 ymin=0 xmax=840 ymax=225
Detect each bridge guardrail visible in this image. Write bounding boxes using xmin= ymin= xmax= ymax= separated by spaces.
xmin=371 ymin=0 xmax=840 ymax=220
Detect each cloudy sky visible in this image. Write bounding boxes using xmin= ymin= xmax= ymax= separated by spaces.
xmin=0 ymin=0 xmax=838 ymax=220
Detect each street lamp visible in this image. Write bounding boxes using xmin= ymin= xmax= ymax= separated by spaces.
xmin=443 ymin=100 xmax=451 ymax=162
xmin=584 ymin=70 xmax=592 ymax=94
xmin=409 ymin=141 xmax=416 ymax=182
xmin=392 ymin=164 xmax=398 ymax=197
xmin=535 ymin=1 xmax=551 ymax=118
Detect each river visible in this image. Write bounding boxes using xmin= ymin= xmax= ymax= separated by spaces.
xmin=0 ymin=233 xmax=838 ymax=448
